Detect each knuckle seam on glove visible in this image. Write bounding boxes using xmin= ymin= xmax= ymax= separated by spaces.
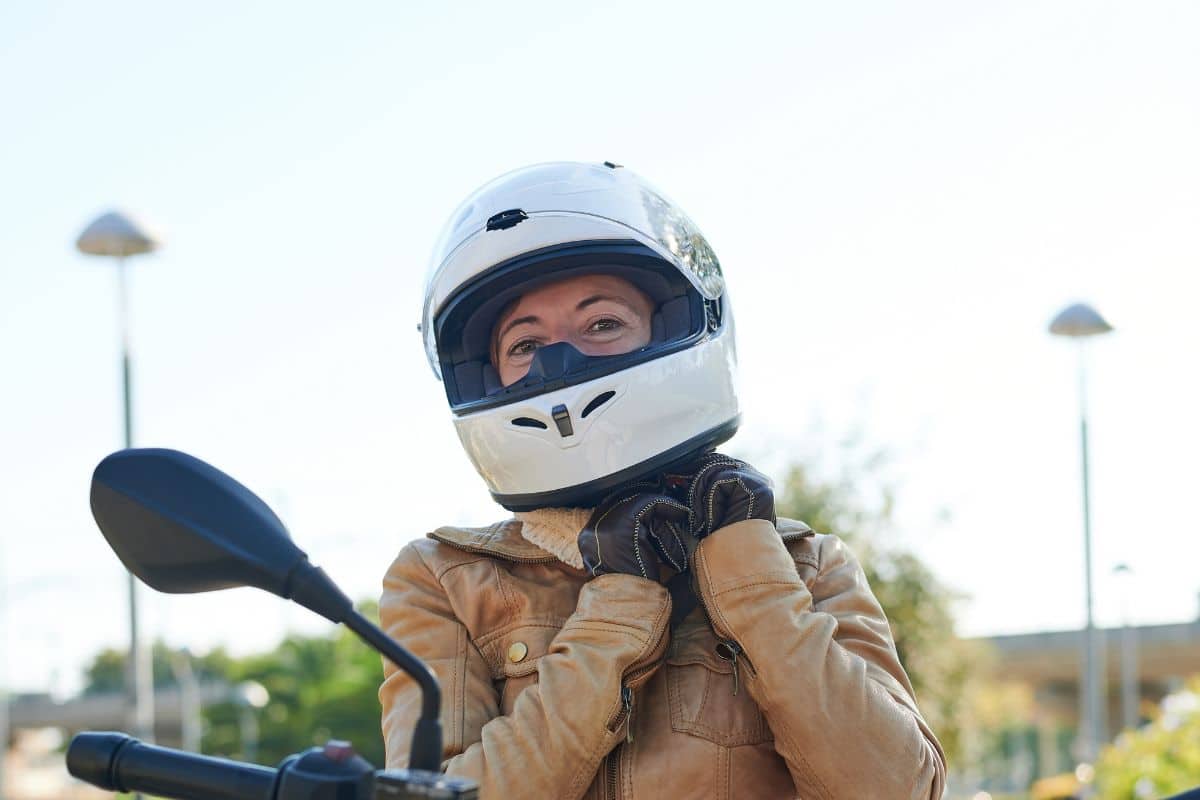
xmin=685 ymin=456 xmax=741 ymax=512
xmin=649 ymin=527 xmax=682 ymax=571
xmin=705 ymin=476 xmax=745 ymax=535
xmin=590 ymin=494 xmax=642 ymax=576
xmin=666 ymin=521 xmax=687 ymax=569
xmin=631 ymin=500 xmax=654 ymax=578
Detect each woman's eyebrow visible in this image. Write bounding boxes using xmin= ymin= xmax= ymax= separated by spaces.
xmin=498 ymin=314 xmax=540 ymax=342
xmin=576 ymin=294 xmax=640 ymax=313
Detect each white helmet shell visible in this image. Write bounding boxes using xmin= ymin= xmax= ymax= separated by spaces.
xmin=422 ymin=162 xmax=739 ymax=510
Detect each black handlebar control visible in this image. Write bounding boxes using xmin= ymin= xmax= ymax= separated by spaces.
xmin=68 ymin=732 xmax=277 ymax=800
xmin=67 ymin=732 xmax=479 ymax=800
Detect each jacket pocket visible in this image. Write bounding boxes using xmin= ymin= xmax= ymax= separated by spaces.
xmin=486 ymin=623 xmax=560 ymax=715
xmin=665 ymin=629 xmax=773 ymax=747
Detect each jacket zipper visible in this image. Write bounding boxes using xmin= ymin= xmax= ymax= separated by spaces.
xmin=605 ymin=683 xmax=636 ymax=740
xmin=694 ymin=585 xmax=756 ymax=696
xmin=714 ymin=639 xmax=744 ymax=695
xmin=689 ymin=528 xmax=810 ymax=694
xmin=603 ymin=686 xmax=635 ymax=799
xmin=597 ymin=583 xmax=670 ymax=800
xmin=604 ymin=747 xmax=620 ymax=800
xmin=621 ymin=686 xmax=635 ymax=742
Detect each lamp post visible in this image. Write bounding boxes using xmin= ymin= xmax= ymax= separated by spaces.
xmin=170 ymin=649 xmax=202 ymax=753
xmin=234 ymin=681 xmax=269 ymax=764
xmin=1049 ymin=301 xmax=1113 ymax=767
xmin=1 ymin=543 xmax=7 ymax=800
xmin=76 ymin=210 xmax=161 ymax=745
xmin=1113 ymin=563 xmax=1139 ymax=731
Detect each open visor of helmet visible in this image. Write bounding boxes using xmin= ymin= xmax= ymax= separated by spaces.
xmin=433 ymin=241 xmax=720 ymax=413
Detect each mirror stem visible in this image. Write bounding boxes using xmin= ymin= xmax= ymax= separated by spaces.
xmin=343 ymin=608 xmax=444 ymax=773
xmin=287 ymin=560 xmax=444 ymax=772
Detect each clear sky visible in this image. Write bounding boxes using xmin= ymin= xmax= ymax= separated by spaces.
xmin=2 ymin=1 xmax=1198 ymax=696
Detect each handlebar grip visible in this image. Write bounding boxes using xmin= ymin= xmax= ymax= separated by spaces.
xmin=68 ymin=732 xmax=278 ymax=800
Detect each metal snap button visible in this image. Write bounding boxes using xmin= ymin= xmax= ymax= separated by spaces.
xmin=508 ymin=641 xmax=529 ymax=663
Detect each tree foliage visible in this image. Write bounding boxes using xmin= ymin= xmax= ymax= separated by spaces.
xmin=83 ymin=641 xmax=234 ymax=695
xmin=201 ymin=611 xmax=385 ymax=768
xmin=774 ymin=460 xmax=988 ymax=765
xmin=81 ymin=603 xmax=385 ymax=768
xmin=1095 ymin=679 xmax=1200 ymax=799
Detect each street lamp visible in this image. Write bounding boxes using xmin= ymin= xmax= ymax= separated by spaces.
xmin=1 ymin=543 xmax=7 ymax=800
xmin=75 ymin=210 xmax=161 ymax=745
xmin=1049 ymin=301 xmax=1113 ymax=766
xmin=1113 ymin=563 xmax=1139 ymax=731
xmin=170 ymin=649 xmax=203 ymax=753
xmin=233 ymin=681 xmax=269 ymax=764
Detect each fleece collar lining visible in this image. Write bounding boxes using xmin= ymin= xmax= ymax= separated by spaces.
xmin=514 ymin=507 xmax=592 ymax=570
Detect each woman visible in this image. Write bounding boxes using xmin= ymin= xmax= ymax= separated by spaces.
xmin=380 ymin=162 xmax=947 ymax=799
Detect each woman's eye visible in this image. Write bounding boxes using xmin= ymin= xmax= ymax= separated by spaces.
xmin=587 ymin=317 xmax=624 ymax=333
xmin=507 ymin=339 xmax=539 ymax=358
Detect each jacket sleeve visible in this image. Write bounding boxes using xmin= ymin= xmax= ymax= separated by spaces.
xmin=692 ymin=520 xmax=947 ymax=800
xmin=379 ymin=542 xmax=672 ymax=799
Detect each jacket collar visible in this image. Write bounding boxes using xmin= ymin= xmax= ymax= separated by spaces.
xmin=428 ymin=520 xmax=561 ymax=563
xmin=428 ymin=517 xmax=814 ymax=564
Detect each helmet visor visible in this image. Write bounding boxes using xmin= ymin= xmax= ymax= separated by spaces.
xmin=433 ymin=241 xmax=720 ymax=413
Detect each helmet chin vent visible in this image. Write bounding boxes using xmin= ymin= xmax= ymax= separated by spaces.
xmin=580 ymin=391 xmax=616 ymax=419
xmin=551 ymin=404 xmax=574 ymax=438
xmin=510 ymin=416 xmax=547 ymax=429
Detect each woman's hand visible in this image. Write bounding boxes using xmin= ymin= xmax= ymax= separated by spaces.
xmin=676 ymin=453 xmax=776 ymax=539
xmin=577 ymin=488 xmax=691 ymax=579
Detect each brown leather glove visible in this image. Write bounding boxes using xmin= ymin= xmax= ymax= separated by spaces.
xmin=677 ymin=453 xmax=776 ymax=539
xmin=577 ymin=487 xmax=691 ymax=579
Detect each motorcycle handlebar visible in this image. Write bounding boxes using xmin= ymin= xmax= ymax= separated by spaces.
xmin=68 ymin=732 xmax=278 ymax=800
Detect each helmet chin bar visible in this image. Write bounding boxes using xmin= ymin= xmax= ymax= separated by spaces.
xmin=490 ymin=416 xmax=740 ymax=511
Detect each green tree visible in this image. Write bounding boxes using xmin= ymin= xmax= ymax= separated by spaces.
xmin=201 ymin=601 xmax=385 ymax=768
xmin=80 ymin=604 xmax=385 ymax=768
xmin=83 ymin=641 xmax=234 ymax=694
xmin=1095 ymin=679 xmax=1200 ymax=799
xmin=775 ymin=460 xmax=988 ymax=765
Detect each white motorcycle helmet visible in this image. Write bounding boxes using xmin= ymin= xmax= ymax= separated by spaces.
xmin=422 ymin=161 xmax=739 ymax=511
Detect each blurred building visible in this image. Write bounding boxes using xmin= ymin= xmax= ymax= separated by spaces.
xmin=970 ymin=614 xmax=1200 ymax=793
xmin=7 ymin=685 xmax=229 ymax=747
xmin=3 ymin=684 xmax=230 ymax=800
xmin=3 ymin=728 xmax=106 ymax=800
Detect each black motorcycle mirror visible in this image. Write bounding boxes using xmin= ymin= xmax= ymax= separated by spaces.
xmin=90 ymin=448 xmax=443 ymax=773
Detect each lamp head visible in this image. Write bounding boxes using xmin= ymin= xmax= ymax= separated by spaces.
xmin=1049 ymin=303 xmax=1113 ymax=338
xmin=76 ymin=210 xmax=161 ymax=258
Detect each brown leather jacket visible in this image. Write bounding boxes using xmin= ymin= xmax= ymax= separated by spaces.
xmin=379 ymin=516 xmax=946 ymax=799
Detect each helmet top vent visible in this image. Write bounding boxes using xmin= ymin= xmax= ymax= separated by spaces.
xmin=485 ymin=208 xmax=528 ymax=231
